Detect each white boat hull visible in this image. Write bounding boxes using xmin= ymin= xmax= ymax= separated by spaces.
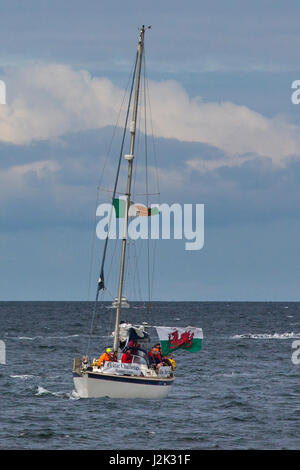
xmin=73 ymin=371 xmax=174 ymax=399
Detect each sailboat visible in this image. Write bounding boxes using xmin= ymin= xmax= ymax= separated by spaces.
xmin=72 ymin=26 xmax=203 ymax=399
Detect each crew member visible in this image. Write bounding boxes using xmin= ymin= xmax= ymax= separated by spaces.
xmin=121 ymin=349 xmax=133 ymax=364
xmin=97 ymin=348 xmax=114 ymax=367
xmin=148 ymin=344 xmax=163 ymax=368
xmin=162 ymin=354 xmax=176 ymax=370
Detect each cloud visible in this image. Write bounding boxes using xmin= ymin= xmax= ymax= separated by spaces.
xmin=0 ymin=128 xmax=299 ymax=234
xmin=0 ymin=64 xmax=124 ymax=144
xmin=0 ymin=160 xmax=60 ymax=200
xmin=147 ymin=80 xmax=300 ymax=164
xmin=1 ymin=63 xmax=300 ymax=170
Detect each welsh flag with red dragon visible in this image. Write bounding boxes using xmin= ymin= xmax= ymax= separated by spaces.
xmin=155 ymin=326 xmax=203 ymax=355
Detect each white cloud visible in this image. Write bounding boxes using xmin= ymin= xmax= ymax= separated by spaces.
xmin=147 ymin=80 xmax=300 ymax=165
xmin=1 ymin=63 xmax=300 ymax=168
xmin=0 ymin=64 xmax=124 ymax=144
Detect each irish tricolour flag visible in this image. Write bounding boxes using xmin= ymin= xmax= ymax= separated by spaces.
xmin=155 ymin=326 xmax=203 ymax=355
xmin=113 ymin=198 xmax=160 ymax=218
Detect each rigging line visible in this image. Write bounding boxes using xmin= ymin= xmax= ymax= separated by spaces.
xmin=124 ymin=240 xmax=133 ymax=298
xmin=143 ymin=48 xmax=151 ymax=311
xmin=144 ymin=52 xmax=160 ymax=326
xmin=97 ymin=187 xmax=126 ymax=195
xmin=123 ymin=75 xmax=142 ymax=301
xmin=95 ymin=238 xmax=121 ymax=339
xmin=97 ymin=56 xmax=138 ymax=192
xmin=122 ymin=54 xmax=147 ymax=304
xmin=103 ymin=285 xmax=115 ymax=301
xmin=95 ymin=231 xmax=121 ymax=342
xmin=125 ymin=241 xmax=138 ymax=301
xmin=128 ymin=90 xmax=142 ymax=301
xmin=86 ymin=194 xmax=103 ymax=303
xmin=105 ymin=286 xmax=115 ymax=337
xmin=86 ymin=56 xmax=138 ymax=303
xmin=150 ymin=232 xmax=158 ymax=300
xmin=103 ymin=239 xmax=121 ymax=299
xmin=86 ymin=238 xmax=119 ymax=354
xmin=145 ymin=60 xmax=160 ymax=197
xmin=111 ymin=26 xmax=146 ymax=352
xmin=85 ymin=288 xmax=106 ymax=357
xmin=130 ymin=241 xmax=137 ymax=300
xmin=123 ymin=238 xmax=133 ymax=300
xmin=131 ymin=81 xmax=142 ymax=203
xmin=132 ymin=239 xmax=143 ymax=302
xmin=132 ymin=243 xmax=140 ymax=302
xmin=98 ymin=186 xmax=159 ymax=196
xmin=96 ymin=49 xmax=138 ymax=296
xmin=85 ymin=51 xmax=138 ymax=357
xmin=131 ymin=243 xmax=138 ymax=301
xmin=134 ymin=192 xmax=160 ymax=196
xmin=105 ymin=238 xmax=121 ymax=288
xmin=104 ymin=243 xmax=123 ymax=345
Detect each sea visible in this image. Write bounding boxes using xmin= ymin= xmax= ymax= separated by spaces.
xmin=0 ymin=301 xmax=299 ymax=450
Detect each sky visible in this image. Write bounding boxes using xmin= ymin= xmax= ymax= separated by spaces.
xmin=1 ymin=0 xmax=300 ymax=301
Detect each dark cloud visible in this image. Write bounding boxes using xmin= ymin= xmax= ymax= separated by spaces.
xmin=0 ymin=128 xmax=299 ymax=300
xmin=0 ymin=129 xmax=299 ymax=232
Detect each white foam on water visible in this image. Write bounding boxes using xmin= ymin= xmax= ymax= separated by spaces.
xmin=49 ymin=335 xmax=80 ymax=339
xmin=35 ymin=385 xmax=73 ymax=398
xmin=18 ymin=336 xmax=42 ymax=340
xmin=11 ymin=334 xmax=81 ymax=341
xmin=69 ymin=390 xmax=81 ymax=400
xmin=232 ymin=332 xmax=300 ymax=340
xmin=10 ymin=374 xmax=36 ymax=380
xmin=36 ymin=385 xmax=51 ymax=395
xmin=223 ymin=371 xmax=236 ymax=377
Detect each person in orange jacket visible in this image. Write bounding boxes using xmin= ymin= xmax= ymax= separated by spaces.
xmin=97 ymin=348 xmax=114 ymax=367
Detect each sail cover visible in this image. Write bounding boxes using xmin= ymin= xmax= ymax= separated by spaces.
xmin=127 ymin=327 xmax=150 ymax=343
xmin=113 ymin=322 xmax=150 ymax=344
xmin=155 ymin=326 xmax=203 ymax=355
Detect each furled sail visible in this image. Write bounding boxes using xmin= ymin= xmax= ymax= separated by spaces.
xmin=112 ymin=322 xmax=150 ymax=345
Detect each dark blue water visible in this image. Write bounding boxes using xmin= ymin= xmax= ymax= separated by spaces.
xmin=0 ymin=301 xmax=299 ymax=450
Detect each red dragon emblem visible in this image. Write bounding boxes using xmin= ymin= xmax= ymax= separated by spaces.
xmin=168 ymin=329 xmax=194 ymax=350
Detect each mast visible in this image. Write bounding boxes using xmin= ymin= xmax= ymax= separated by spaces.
xmin=113 ymin=26 xmax=146 ymax=353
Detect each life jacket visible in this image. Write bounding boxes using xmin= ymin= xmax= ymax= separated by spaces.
xmin=98 ymin=352 xmax=110 ymax=367
xmin=168 ymin=357 xmax=176 ymax=370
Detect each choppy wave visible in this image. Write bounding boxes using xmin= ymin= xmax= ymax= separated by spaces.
xmin=2 ymin=300 xmax=300 ymax=450
xmin=18 ymin=336 xmax=43 ymax=340
xmin=10 ymin=334 xmax=80 ymax=341
xmin=35 ymin=385 xmax=78 ymax=400
xmin=69 ymin=390 xmax=81 ymax=400
xmin=232 ymin=332 xmax=300 ymax=339
xmin=223 ymin=372 xmax=236 ymax=377
xmin=10 ymin=374 xmax=36 ymax=380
